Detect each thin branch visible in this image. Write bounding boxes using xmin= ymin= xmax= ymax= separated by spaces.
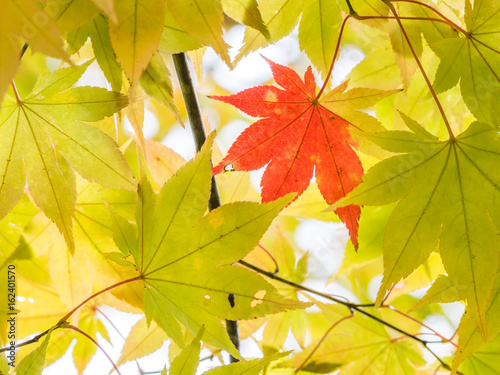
xmin=172 ymin=52 xmax=239 ymax=362
xmin=0 ymin=327 xmax=55 ymax=353
xmin=344 ymin=0 xmax=357 ymax=15
xmin=383 ymin=0 xmax=455 ymax=139
xmin=58 ymin=276 xmax=142 ymax=324
xmin=20 ymin=43 xmax=28 ymax=60
xmin=238 ymin=260 xmax=453 ymax=371
xmin=63 ymin=323 xmax=122 ymax=375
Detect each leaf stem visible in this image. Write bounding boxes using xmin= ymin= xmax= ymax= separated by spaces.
xmin=294 ymin=314 xmax=354 ymax=372
xmin=383 ymin=0 xmax=455 ymax=139
xmin=58 ymin=276 xmax=142 ymax=324
xmin=238 ymin=260 xmax=453 ymax=371
xmin=172 ymin=52 xmax=239 ymax=362
xmin=316 ymin=15 xmax=351 ymax=99
xmin=63 ymin=323 xmax=122 ymax=375
xmin=257 ymin=243 xmax=280 ymax=274
xmin=11 ymin=80 xmax=21 ymax=103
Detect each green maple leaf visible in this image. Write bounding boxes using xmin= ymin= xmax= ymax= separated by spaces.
xmin=431 ymin=0 xmax=500 ymax=126
xmin=459 ymin=333 xmax=500 ymax=374
xmin=16 ymin=328 xmax=54 ymax=375
xmin=0 ymin=60 xmax=135 ymax=251
xmin=109 ymin=133 xmax=310 ymax=357
xmin=408 ymin=274 xmax=461 ymax=312
xmin=453 ymin=274 xmax=500 ymax=371
xmin=332 ymin=118 xmax=500 ymax=339
xmin=165 ymin=326 xmax=289 ymax=375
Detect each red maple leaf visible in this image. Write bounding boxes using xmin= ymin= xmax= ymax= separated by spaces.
xmin=212 ymin=58 xmax=368 ymax=249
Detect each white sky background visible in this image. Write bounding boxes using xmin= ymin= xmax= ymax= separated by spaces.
xmin=41 ymin=23 xmax=464 ymax=375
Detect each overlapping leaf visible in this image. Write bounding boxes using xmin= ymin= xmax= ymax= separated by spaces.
xmin=291 ymin=303 xmax=424 ymax=374
xmin=0 ymin=61 xmax=134 ymax=250
xmin=16 ymin=328 xmax=53 ymax=375
xmin=235 ymin=0 xmax=345 ymax=75
xmin=0 ymin=0 xmax=69 ymax=104
xmin=333 ymin=119 xmax=500 ymax=339
xmin=298 ymin=0 xmax=342 ymax=78
xmin=213 ymin=58 xmax=398 ymax=248
xmin=90 ymin=15 xmax=122 ymax=91
xmin=110 ymin=133 xmax=309 ymax=357
xmin=109 ymin=0 xmax=166 ymax=85
xmin=235 ymin=0 xmax=304 ymax=63
xmin=453 ymin=274 xmax=500 ymax=372
xmin=431 ymin=0 xmax=500 ymax=126
xmin=48 ymin=0 xmax=100 ymax=33
xmin=166 ymin=326 xmax=288 ymax=375
xmin=168 ymin=0 xmax=231 ymax=66
xmin=221 ymin=0 xmax=269 ymax=39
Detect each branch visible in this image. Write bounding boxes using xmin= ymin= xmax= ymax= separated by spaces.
xmin=238 ymin=260 xmax=454 ymax=371
xmin=0 ymin=326 xmax=55 ymax=353
xmin=344 ymin=0 xmax=357 ymax=15
xmin=172 ymin=52 xmax=239 ymax=363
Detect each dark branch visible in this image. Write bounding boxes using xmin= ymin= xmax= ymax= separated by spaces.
xmin=172 ymin=52 xmax=239 ymax=362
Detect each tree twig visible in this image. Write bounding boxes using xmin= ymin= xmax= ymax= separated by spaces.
xmin=238 ymin=260 xmax=453 ymax=371
xmin=0 ymin=327 xmax=54 ymax=353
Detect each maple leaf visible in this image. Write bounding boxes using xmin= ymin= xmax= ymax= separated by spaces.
xmin=332 ymin=119 xmax=500 ymax=339
xmin=212 ymin=58 xmax=398 ymax=249
xmin=0 ymin=0 xmax=69 ymax=104
xmin=16 ymin=327 xmax=54 ymax=375
xmin=431 ymin=0 xmax=500 ymax=126
xmin=108 ymin=0 xmax=166 ymax=85
xmin=109 ymin=133 xmax=309 ymax=357
xmin=0 ymin=60 xmax=135 ymax=251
